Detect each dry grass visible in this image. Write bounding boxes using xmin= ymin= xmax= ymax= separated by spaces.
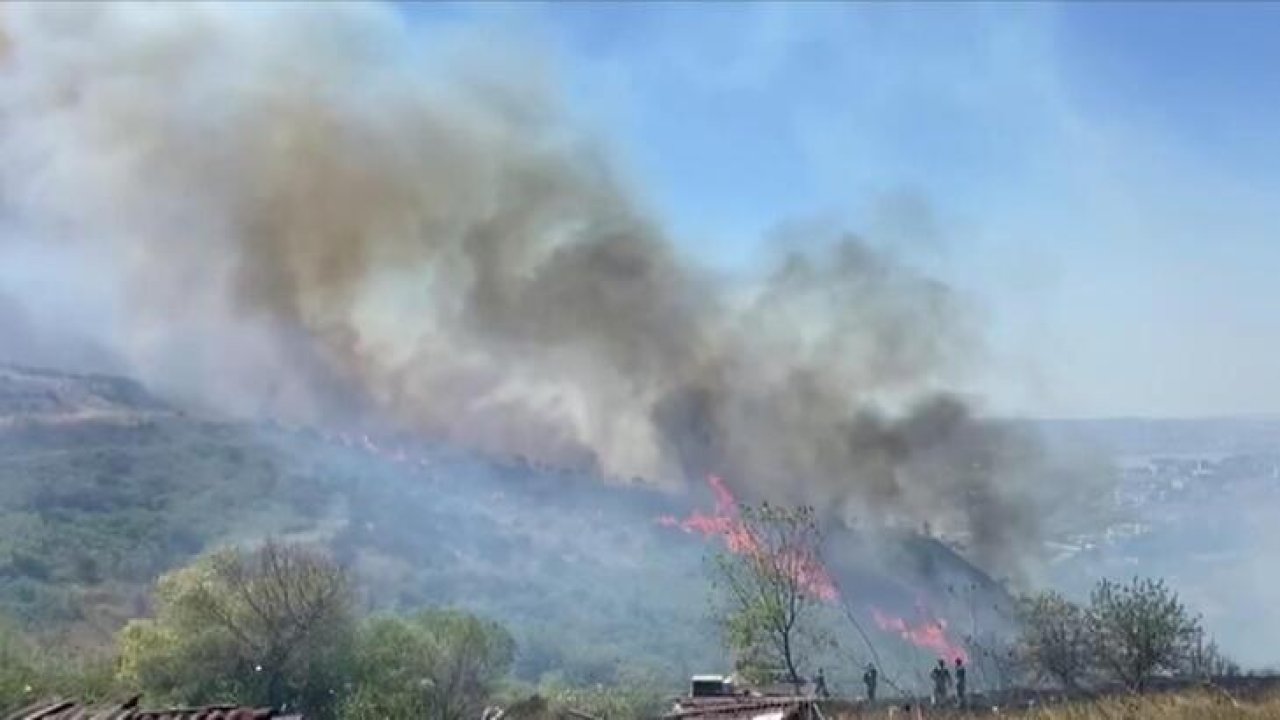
xmin=1016 ymin=692 xmax=1280 ymax=719
xmin=835 ymin=690 xmax=1280 ymax=719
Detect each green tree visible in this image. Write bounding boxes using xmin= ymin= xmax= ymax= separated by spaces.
xmin=1087 ymin=577 xmax=1200 ymax=693
xmin=117 ymin=540 xmax=355 ymax=717
xmin=710 ymin=502 xmax=831 ymax=691
xmin=342 ymin=608 xmax=515 ymax=720
xmin=1017 ymin=590 xmax=1093 ymax=691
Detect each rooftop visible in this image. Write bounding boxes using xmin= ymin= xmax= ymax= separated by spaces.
xmin=3 ymin=699 xmax=303 ymax=720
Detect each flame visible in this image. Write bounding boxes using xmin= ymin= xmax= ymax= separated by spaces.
xmin=316 ymin=430 xmax=972 ymax=663
xmin=658 ymin=475 xmax=837 ymax=600
xmin=871 ymin=606 xmax=969 ymax=663
xmin=660 ymin=475 xmax=967 ymax=659
xmin=659 ymin=475 xmax=759 ymax=553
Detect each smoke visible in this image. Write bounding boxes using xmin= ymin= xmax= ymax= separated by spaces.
xmin=0 ymin=2 xmax=1053 ymax=576
xmin=0 ymin=290 xmax=122 ymax=373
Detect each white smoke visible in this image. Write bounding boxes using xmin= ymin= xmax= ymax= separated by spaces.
xmin=0 ymin=2 xmax=1060 ymax=576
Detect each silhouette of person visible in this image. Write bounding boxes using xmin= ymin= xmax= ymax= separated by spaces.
xmin=930 ymin=659 xmax=951 ymax=705
xmin=863 ymin=663 xmax=878 ymax=702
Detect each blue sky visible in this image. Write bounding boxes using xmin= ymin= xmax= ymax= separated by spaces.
xmin=396 ymin=2 xmax=1280 ymax=418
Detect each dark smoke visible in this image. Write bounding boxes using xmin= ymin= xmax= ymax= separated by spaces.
xmin=0 ymin=3 xmax=1054 ymax=576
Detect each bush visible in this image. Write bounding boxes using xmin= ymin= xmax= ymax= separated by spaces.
xmin=1088 ymin=577 xmax=1200 ymax=693
xmin=345 ymin=608 xmax=515 ymax=720
xmin=116 ymin=541 xmax=356 ymax=718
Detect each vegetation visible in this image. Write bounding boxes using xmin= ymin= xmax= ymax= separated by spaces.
xmin=0 ymin=412 xmax=718 ymax=692
xmin=1017 ymin=590 xmax=1093 ymax=691
xmin=1017 ymin=576 xmax=1231 ymax=695
xmin=709 ymin=502 xmax=832 ymax=690
xmin=825 ymin=691 xmax=1280 ymax=719
xmin=117 ymin=542 xmax=355 ymax=716
xmin=1087 ymin=577 xmax=1203 ymax=693
xmin=344 ymin=609 xmax=514 ymax=720
xmin=0 ymin=541 xmax=651 ymax=720
xmin=0 ymin=374 xmax=1255 ymax=715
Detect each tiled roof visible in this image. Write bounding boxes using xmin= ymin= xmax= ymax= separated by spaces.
xmin=3 ymin=698 xmax=302 ymax=720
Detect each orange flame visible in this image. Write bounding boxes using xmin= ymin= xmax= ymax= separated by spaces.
xmin=658 ymin=475 xmax=837 ymax=600
xmin=659 ymin=475 xmax=967 ymax=659
xmin=871 ymin=606 xmax=969 ymax=663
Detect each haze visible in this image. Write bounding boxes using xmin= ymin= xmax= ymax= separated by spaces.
xmin=1 ymin=0 xmax=1280 ymax=694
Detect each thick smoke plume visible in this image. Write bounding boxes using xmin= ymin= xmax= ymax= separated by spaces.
xmin=0 ymin=3 xmax=1049 ymax=575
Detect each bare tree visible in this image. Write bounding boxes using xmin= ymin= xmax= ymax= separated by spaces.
xmin=1016 ymin=591 xmax=1092 ymax=692
xmin=1088 ymin=577 xmax=1200 ymax=693
xmin=710 ymin=503 xmax=831 ymax=692
xmin=1183 ymin=628 xmax=1240 ymax=679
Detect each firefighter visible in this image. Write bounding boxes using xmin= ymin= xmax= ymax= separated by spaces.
xmin=930 ymin=659 xmax=951 ymax=705
xmin=863 ymin=663 xmax=878 ymax=702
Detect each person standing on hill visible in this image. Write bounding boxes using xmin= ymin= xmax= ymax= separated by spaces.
xmin=954 ymin=657 xmax=967 ymax=707
xmin=930 ymin=659 xmax=951 ymax=705
xmin=863 ymin=664 xmax=878 ymax=702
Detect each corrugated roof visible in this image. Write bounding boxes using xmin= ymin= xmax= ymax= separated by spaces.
xmin=3 ymin=698 xmax=302 ymax=720
xmin=664 ymin=696 xmax=816 ymax=720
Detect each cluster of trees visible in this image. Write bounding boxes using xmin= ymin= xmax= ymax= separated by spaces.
xmin=0 ymin=419 xmax=718 ymax=694
xmin=710 ymin=501 xmax=1239 ymax=698
xmin=2 ymin=541 xmax=661 ymax=720
xmin=1018 ymin=577 xmax=1238 ymax=694
xmin=1 ymin=496 xmax=1245 ymax=716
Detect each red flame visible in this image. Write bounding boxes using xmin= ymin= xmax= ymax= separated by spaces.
xmin=871 ymin=606 xmax=969 ymax=663
xmin=658 ymin=475 xmax=837 ymax=600
xmin=659 ymin=475 xmax=967 ymax=659
xmin=658 ymin=475 xmax=760 ymax=554
xmin=324 ymin=432 xmax=973 ymax=664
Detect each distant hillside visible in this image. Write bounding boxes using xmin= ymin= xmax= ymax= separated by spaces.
xmin=0 ymin=364 xmax=1017 ymax=689
xmin=0 ymin=364 xmax=172 ymax=423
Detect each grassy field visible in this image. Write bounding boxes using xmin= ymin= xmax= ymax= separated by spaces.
xmin=834 ymin=691 xmax=1280 ymax=719
xmin=1020 ymin=692 xmax=1280 ymax=719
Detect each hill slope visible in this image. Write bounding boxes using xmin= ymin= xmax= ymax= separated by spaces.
xmin=0 ymin=364 xmax=1013 ymax=689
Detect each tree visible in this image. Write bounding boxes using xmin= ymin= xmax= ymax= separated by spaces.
xmin=117 ymin=540 xmax=355 ymax=717
xmin=1183 ymin=628 xmax=1239 ymax=679
xmin=710 ymin=502 xmax=832 ymax=691
xmin=1016 ymin=590 xmax=1093 ymax=692
xmin=343 ymin=608 xmax=515 ymax=720
xmin=1087 ymin=577 xmax=1200 ymax=693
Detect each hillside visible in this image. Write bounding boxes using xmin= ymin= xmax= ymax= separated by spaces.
xmin=0 ymin=364 xmax=1015 ymax=691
